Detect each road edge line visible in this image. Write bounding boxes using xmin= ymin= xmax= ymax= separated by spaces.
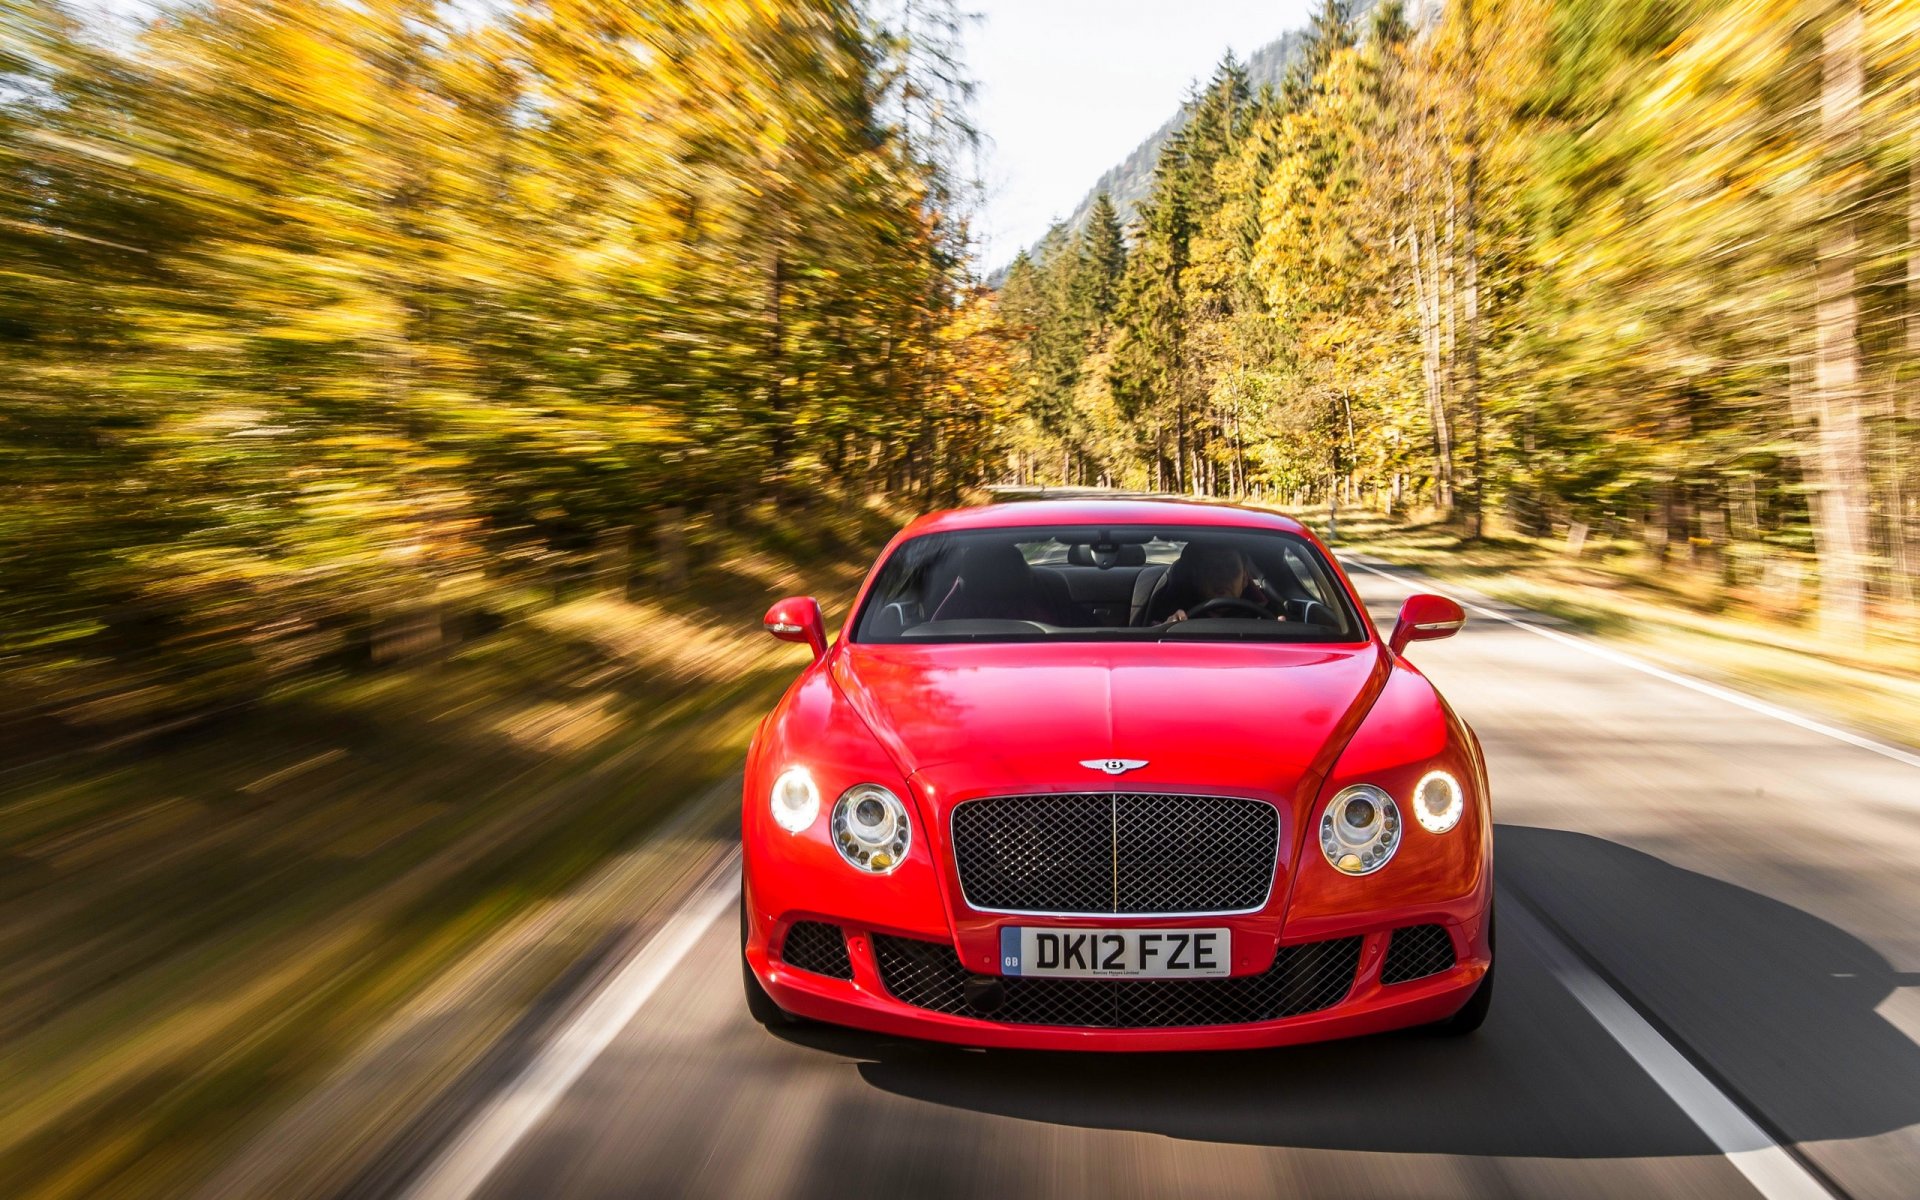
xmin=1342 ymin=556 xmax=1920 ymax=773
xmin=398 ymin=851 xmax=742 ymax=1200
xmin=1504 ymin=894 xmax=1840 ymax=1200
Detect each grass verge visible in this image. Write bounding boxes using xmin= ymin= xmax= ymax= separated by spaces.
xmin=1308 ymin=508 xmax=1920 ymax=749
xmin=0 ymin=499 xmax=899 ymax=1200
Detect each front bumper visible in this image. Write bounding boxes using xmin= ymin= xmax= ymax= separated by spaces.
xmin=746 ymin=914 xmax=1490 ymax=1052
xmin=741 ymin=755 xmax=1494 ymax=1050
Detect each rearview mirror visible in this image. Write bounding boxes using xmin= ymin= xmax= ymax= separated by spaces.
xmin=764 ymin=596 xmax=827 ymax=662
xmin=1388 ymin=593 xmax=1466 ymax=657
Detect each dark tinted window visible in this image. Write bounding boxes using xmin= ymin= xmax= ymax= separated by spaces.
xmin=851 ymin=525 xmax=1363 ymax=644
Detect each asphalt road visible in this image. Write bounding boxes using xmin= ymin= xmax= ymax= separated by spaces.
xmin=394 ymin=561 xmax=1920 ymax=1200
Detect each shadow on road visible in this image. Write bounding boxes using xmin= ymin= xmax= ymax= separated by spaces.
xmin=773 ymin=826 xmax=1920 ymax=1161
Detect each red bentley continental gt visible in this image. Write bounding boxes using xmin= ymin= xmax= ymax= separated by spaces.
xmin=741 ymin=499 xmax=1492 ymax=1050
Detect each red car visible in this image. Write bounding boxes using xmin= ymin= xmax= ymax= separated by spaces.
xmin=741 ymin=499 xmax=1492 ymax=1050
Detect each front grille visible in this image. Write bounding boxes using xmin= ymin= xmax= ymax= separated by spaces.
xmin=951 ymin=793 xmax=1280 ymax=914
xmin=873 ymin=934 xmax=1361 ymax=1028
xmin=1381 ymin=924 xmax=1456 ymax=985
xmin=780 ymin=921 xmax=853 ymax=979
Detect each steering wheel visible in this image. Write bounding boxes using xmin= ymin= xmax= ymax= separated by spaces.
xmin=1184 ymin=596 xmax=1274 ymax=621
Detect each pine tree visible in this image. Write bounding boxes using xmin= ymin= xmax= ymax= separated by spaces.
xmin=1285 ymin=0 xmax=1356 ymax=110
xmin=994 ymin=0 xmax=1920 ymax=629
xmin=1082 ymin=192 xmax=1127 ymax=324
xmin=1110 ymin=135 xmax=1197 ymax=491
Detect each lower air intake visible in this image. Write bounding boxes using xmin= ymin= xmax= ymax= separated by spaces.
xmin=1381 ymin=924 xmax=1457 ymax=985
xmin=872 ymin=935 xmax=1361 ymax=1028
xmin=780 ymin=921 xmax=853 ymax=980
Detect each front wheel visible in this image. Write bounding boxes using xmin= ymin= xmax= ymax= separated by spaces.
xmin=1425 ymin=909 xmax=1494 ymax=1036
xmin=741 ymin=893 xmax=798 ymax=1029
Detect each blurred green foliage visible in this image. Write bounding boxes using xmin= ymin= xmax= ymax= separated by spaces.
xmin=0 ymin=0 xmax=1011 ymax=730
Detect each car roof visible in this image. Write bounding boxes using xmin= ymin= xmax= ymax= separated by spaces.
xmin=900 ymin=498 xmax=1313 ymax=538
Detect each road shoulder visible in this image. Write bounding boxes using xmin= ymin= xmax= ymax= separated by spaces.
xmin=194 ymin=778 xmax=741 ymax=1200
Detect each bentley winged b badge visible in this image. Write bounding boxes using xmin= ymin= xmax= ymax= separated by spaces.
xmin=1081 ymin=758 xmax=1149 ymax=776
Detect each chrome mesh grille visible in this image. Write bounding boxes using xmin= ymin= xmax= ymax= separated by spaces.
xmin=780 ymin=921 xmax=853 ymax=980
xmin=873 ymin=934 xmax=1361 ymax=1028
xmin=1381 ymin=924 xmax=1456 ymax=985
xmin=951 ymin=793 xmax=1280 ymax=914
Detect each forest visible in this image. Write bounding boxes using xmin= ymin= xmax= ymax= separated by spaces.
xmin=7 ymin=0 xmax=1920 ymax=737
xmin=1 ymin=0 xmax=1008 ymax=730
xmin=998 ymin=0 xmax=1920 ymax=642
xmin=8 ymin=5 xmax=1918 ymax=1194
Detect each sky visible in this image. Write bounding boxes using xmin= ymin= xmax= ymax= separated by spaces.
xmin=963 ymin=0 xmax=1314 ymax=265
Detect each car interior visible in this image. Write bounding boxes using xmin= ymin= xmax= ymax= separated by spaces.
xmin=853 ymin=526 xmax=1362 ymax=643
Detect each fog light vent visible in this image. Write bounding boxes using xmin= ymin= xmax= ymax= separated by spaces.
xmin=1381 ymin=924 xmax=1456 ymax=985
xmin=780 ymin=921 xmax=853 ymax=980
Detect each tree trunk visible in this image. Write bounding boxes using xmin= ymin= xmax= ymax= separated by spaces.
xmin=768 ymin=251 xmax=788 ymax=480
xmin=1881 ymin=413 xmax=1907 ymax=602
xmin=1899 ymin=155 xmax=1920 ymax=603
xmin=1174 ymin=398 xmax=1189 ymax=494
xmin=1803 ymin=3 xmax=1872 ymax=641
xmin=1649 ymin=483 xmax=1673 ymax=564
xmin=1408 ymin=220 xmax=1454 ymax=511
xmin=1439 ymin=191 xmax=1461 ymax=516
xmin=1459 ymin=0 xmax=1485 ymax=540
xmin=1327 ymin=448 xmax=1340 ymax=543
xmin=1911 ymin=154 xmax=1920 ymax=358
xmin=1234 ymin=400 xmax=1248 ymax=499
xmin=656 ymin=507 xmax=688 ymax=589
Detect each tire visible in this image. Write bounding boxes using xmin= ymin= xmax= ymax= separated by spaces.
xmin=741 ymin=893 xmax=797 ymax=1029
xmin=1426 ymin=908 xmax=1495 ymax=1037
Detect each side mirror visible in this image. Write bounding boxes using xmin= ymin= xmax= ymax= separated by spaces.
xmin=1388 ymin=593 xmax=1466 ymax=657
xmin=764 ymin=596 xmax=827 ymax=662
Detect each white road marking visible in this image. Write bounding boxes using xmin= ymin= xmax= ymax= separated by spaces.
xmin=1510 ymin=902 xmax=1837 ymax=1200
xmin=1343 ymin=556 xmax=1920 ymax=773
xmin=401 ymin=853 xmax=741 ymax=1200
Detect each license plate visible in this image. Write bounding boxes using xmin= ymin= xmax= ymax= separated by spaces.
xmin=1000 ymin=927 xmax=1231 ymax=979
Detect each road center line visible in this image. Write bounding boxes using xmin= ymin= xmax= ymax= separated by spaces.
xmin=400 ymin=852 xmax=742 ymax=1200
xmin=1507 ymin=900 xmax=1838 ymax=1200
xmin=1342 ymin=556 xmax=1920 ymax=774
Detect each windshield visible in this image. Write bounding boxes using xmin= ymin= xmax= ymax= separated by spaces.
xmin=850 ymin=525 xmax=1365 ymax=644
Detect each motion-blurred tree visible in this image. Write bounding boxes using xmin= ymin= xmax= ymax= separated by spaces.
xmin=0 ymin=0 xmax=999 ymax=726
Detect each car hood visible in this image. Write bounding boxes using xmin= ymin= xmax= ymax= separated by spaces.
xmin=830 ymin=640 xmax=1388 ymax=805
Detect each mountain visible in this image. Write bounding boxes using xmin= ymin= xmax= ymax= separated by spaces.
xmin=1050 ymin=31 xmax=1305 ymax=246
xmin=993 ymin=4 xmax=1380 ymax=282
xmin=986 ymin=30 xmax=1302 ymax=286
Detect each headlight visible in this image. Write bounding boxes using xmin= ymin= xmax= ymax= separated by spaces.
xmin=832 ymin=783 xmax=911 ymax=873
xmin=769 ymin=767 xmax=819 ymax=834
xmin=1413 ymin=770 xmax=1463 ymax=834
xmin=1320 ymin=785 xmax=1400 ymax=875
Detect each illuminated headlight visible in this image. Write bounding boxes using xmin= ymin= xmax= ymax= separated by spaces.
xmin=1413 ymin=770 xmax=1464 ymax=834
xmin=1320 ymin=785 xmax=1401 ymax=875
xmin=832 ymin=784 xmax=911 ymax=874
xmin=769 ymin=767 xmax=820 ymax=834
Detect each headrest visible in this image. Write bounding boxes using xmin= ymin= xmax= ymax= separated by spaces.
xmin=955 ymin=541 xmax=1033 ymax=586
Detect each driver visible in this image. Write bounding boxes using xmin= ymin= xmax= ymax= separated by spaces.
xmin=1169 ymin=544 xmax=1264 ymax=622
